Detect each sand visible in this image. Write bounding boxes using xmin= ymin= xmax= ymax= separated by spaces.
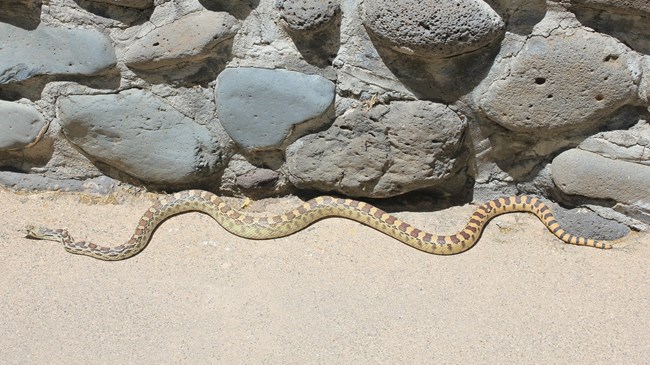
xmin=0 ymin=188 xmax=648 ymax=364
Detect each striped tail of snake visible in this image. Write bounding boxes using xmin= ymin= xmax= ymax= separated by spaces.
xmin=22 ymin=190 xmax=612 ymax=261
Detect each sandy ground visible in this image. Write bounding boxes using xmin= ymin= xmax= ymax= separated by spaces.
xmin=0 ymin=188 xmax=648 ymax=365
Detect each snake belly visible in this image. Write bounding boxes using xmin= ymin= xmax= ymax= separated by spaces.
xmin=23 ymin=190 xmax=612 ymax=260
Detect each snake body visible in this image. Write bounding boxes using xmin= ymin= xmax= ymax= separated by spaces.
xmin=23 ymin=190 xmax=612 ymax=260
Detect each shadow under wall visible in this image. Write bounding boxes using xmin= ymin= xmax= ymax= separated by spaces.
xmin=482 ymin=0 xmax=547 ymax=36
xmin=571 ymin=5 xmax=650 ymax=54
xmin=72 ymin=0 xmax=154 ymax=26
xmin=127 ymin=40 xmax=235 ymax=88
xmin=198 ymin=0 xmax=260 ymax=20
xmin=284 ymin=14 xmax=342 ymax=69
xmin=366 ymin=29 xmax=504 ymax=104
xmin=475 ymin=104 xmax=649 ymax=187
xmin=0 ymin=68 xmax=122 ymax=102
xmin=0 ymin=0 xmax=42 ymax=30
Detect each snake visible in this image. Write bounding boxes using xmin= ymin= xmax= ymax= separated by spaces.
xmin=22 ymin=190 xmax=612 ymax=260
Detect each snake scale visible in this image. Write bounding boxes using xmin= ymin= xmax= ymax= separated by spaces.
xmin=23 ymin=190 xmax=612 ymax=260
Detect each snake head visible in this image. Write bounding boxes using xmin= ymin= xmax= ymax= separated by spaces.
xmin=21 ymin=225 xmax=64 ymax=241
xmin=21 ymin=225 xmax=39 ymax=237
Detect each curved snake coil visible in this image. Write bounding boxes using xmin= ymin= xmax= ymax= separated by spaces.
xmin=23 ymin=190 xmax=612 ymax=260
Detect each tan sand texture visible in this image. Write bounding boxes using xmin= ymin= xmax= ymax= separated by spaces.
xmin=1 ymin=189 xmax=648 ymax=364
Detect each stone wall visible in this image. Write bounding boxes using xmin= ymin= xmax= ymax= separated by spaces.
xmin=1 ymin=0 xmax=649 ymax=231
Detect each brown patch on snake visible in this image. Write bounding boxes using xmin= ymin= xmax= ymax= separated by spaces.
xmin=409 ymin=228 xmax=422 ymax=238
xmin=398 ymin=222 xmax=409 ymax=232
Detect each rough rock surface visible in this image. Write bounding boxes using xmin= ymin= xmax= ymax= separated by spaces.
xmin=0 ymin=172 xmax=116 ymax=194
xmin=123 ymin=11 xmax=239 ymax=70
xmin=362 ymin=0 xmax=504 ymax=58
xmin=215 ymin=67 xmax=335 ymax=150
xmin=286 ymin=101 xmax=467 ymax=197
xmin=0 ymin=100 xmax=46 ymax=150
xmin=236 ymin=168 xmax=280 ymax=190
xmin=0 ymin=23 xmax=116 ymax=84
xmin=639 ymin=55 xmax=650 ymax=104
xmin=552 ymin=149 xmax=650 ymax=204
xmin=578 ymin=121 xmax=650 ymax=165
xmin=277 ymin=0 xmax=340 ymax=31
xmin=478 ymin=15 xmax=637 ymax=132
xmin=57 ymin=90 xmax=220 ymax=185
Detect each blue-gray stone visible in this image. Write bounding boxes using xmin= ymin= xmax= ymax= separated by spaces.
xmin=215 ymin=67 xmax=335 ymax=150
xmin=57 ymin=89 xmax=220 ymax=185
xmin=0 ymin=23 xmax=116 ymax=84
xmin=0 ymin=100 xmax=46 ymax=150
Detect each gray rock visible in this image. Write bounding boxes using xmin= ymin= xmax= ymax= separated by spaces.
xmin=88 ymin=0 xmax=153 ymax=9
xmin=639 ymin=55 xmax=650 ymax=104
xmin=477 ymin=12 xmax=637 ymax=133
xmin=613 ymin=201 xmax=650 ymax=225
xmin=277 ymin=0 xmax=340 ymax=31
xmin=219 ymin=155 xmax=291 ymax=196
xmin=0 ymin=0 xmax=41 ymax=29
xmin=215 ymin=67 xmax=335 ymax=150
xmin=362 ymin=0 xmax=504 ymax=58
xmin=0 ymin=100 xmax=46 ymax=150
xmin=586 ymin=204 xmax=647 ymax=232
xmin=551 ymin=149 xmax=650 ymax=204
xmin=578 ymin=121 xmax=650 ymax=166
xmin=0 ymin=23 xmax=116 ymax=84
xmin=57 ymin=89 xmax=221 ymax=185
xmin=286 ymin=101 xmax=467 ymax=197
xmin=236 ymin=168 xmax=280 ymax=190
xmin=0 ymin=171 xmax=117 ymax=194
xmin=570 ymin=0 xmax=650 ymax=15
xmin=124 ymin=11 xmax=239 ymax=70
